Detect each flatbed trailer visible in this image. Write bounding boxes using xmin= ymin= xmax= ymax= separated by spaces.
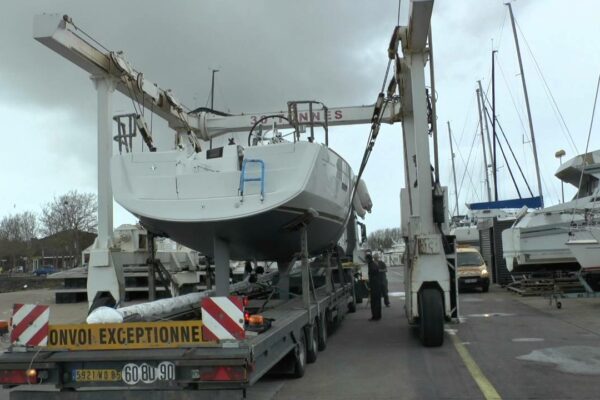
xmin=0 ymin=271 xmax=355 ymax=400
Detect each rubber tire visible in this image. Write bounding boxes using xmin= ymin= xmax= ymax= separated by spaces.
xmin=326 ymin=309 xmax=336 ymax=334
xmin=317 ymin=313 xmax=327 ymax=351
xmin=419 ymin=288 xmax=444 ymax=347
xmin=292 ymin=329 xmax=307 ymax=378
xmin=306 ymin=323 xmax=318 ymax=364
xmin=348 ymin=292 xmax=357 ymax=313
xmin=481 ymin=284 xmax=489 ymax=293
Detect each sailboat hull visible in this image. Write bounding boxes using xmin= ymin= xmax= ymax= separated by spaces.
xmin=111 ymin=141 xmax=355 ymax=260
xmin=139 ymin=206 xmax=344 ymax=260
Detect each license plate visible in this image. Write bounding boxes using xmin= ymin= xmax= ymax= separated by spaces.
xmin=122 ymin=361 xmax=176 ymax=385
xmin=464 ymin=278 xmax=477 ymax=283
xmin=72 ymin=369 xmax=122 ymax=382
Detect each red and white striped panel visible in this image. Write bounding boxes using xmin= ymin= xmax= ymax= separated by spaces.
xmin=10 ymin=304 xmax=50 ymax=347
xmin=201 ymin=296 xmax=245 ymax=341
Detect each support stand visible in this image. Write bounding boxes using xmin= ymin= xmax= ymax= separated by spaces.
xmin=277 ymin=261 xmax=291 ymax=301
xmin=148 ymin=233 xmax=156 ymax=301
xmin=213 ymin=237 xmax=230 ymax=296
xmin=300 ymin=226 xmax=311 ymax=321
xmin=325 ymin=252 xmax=333 ymax=295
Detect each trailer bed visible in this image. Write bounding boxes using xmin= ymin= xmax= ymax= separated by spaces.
xmin=0 ymin=282 xmax=353 ymax=399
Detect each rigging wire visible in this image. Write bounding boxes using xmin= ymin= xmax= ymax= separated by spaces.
xmin=452 ymin=98 xmax=484 ymax=201
xmin=482 ymin=93 xmax=534 ymax=197
xmin=486 ymin=109 xmax=523 ymax=198
xmin=515 ymin=19 xmax=579 ymax=154
xmin=496 ymin=60 xmax=529 ymax=140
xmin=455 ymin=95 xmax=476 ymax=148
xmin=455 ymin=128 xmax=482 ymax=204
xmin=571 ymin=73 xmax=600 ymax=223
xmin=494 ymin=9 xmax=508 ymax=52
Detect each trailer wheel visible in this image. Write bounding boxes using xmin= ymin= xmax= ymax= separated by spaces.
xmin=419 ymin=288 xmax=444 ymax=347
xmin=326 ymin=308 xmax=335 ymax=334
xmin=348 ymin=294 xmax=357 ymax=313
xmin=292 ymin=329 xmax=307 ymax=378
xmin=317 ymin=313 xmax=328 ymax=351
xmin=306 ymin=323 xmax=318 ymax=364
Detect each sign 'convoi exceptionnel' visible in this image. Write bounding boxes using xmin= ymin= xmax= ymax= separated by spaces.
xmin=47 ymin=320 xmax=207 ymax=350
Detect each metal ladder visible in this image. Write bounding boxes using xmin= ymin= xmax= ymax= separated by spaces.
xmin=239 ymin=159 xmax=265 ymax=202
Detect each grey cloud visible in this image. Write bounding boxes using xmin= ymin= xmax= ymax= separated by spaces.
xmin=1 ymin=0 xmax=599 ymax=229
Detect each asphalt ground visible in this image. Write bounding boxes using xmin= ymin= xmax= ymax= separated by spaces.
xmin=253 ymin=266 xmax=600 ymax=400
xmin=1 ymin=267 xmax=600 ymax=399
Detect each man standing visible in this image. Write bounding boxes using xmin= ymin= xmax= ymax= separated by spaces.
xmin=367 ymin=253 xmax=382 ymax=321
xmin=374 ymin=253 xmax=390 ymax=307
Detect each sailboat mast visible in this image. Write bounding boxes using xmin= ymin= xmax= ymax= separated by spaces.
xmin=478 ymin=80 xmax=494 ymax=193
xmin=506 ymin=2 xmax=544 ymax=206
xmin=492 ymin=50 xmax=498 ymax=201
xmin=476 ymin=87 xmax=492 ymax=202
xmin=447 ymin=121 xmax=460 ymax=217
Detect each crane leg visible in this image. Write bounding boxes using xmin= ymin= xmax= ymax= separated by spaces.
xmin=87 ymin=76 xmax=125 ymax=312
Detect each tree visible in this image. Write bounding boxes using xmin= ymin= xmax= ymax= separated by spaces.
xmin=367 ymin=227 xmax=402 ymax=251
xmin=0 ymin=211 xmax=39 ymax=270
xmin=0 ymin=211 xmax=38 ymax=241
xmin=40 ymin=191 xmax=97 ymax=267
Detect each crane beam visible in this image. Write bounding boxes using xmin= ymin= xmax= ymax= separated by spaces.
xmin=34 ymin=14 xmax=400 ymax=144
xmin=34 ymin=14 xmax=198 ymax=134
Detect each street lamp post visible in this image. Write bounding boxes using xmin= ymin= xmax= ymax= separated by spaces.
xmin=555 ymin=149 xmax=566 ymax=203
xmin=209 ymin=69 xmax=219 ymax=150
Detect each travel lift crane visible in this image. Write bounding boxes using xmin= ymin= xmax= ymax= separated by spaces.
xmin=34 ymin=0 xmax=456 ymax=346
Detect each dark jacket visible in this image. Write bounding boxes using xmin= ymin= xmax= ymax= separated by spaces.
xmin=368 ymin=259 xmax=380 ymax=277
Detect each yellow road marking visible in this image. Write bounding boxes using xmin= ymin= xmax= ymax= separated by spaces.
xmin=451 ymin=333 xmax=502 ymax=400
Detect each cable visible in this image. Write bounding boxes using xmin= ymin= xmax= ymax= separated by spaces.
xmin=491 ymin=116 xmax=521 ymax=198
xmin=572 ymin=73 xmax=600 ymax=211
xmin=482 ymin=94 xmax=534 ymax=197
xmin=189 ymin=107 xmax=232 ymax=117
xmin=565 ymin=72 xmax=600 ymax=229
xmin=497 ymin=60 xmax=529 ymax=140
xmin=456 ymin=129 xmax=481 ymax=204
xmin=456 ymin=95 xmax=476 ymax=148
xmin=67 ymin=16 xmax=111 ymax=53
xmin=515 ymin=19 xmax=579 ymax=154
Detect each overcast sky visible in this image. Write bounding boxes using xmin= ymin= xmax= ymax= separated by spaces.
xmin=1 ymin=0 xmax=599 ymax=235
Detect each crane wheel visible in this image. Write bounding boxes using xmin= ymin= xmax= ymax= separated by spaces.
xmin=419 ymin=288 xmax=444 ymax=347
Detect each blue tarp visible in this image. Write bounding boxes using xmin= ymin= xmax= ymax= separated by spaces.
xmin=467 ymin=196 xmax=543 ymax=210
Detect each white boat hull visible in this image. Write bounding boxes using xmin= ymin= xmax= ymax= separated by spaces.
xmin=502 ymin=150 xmax=600 ymax=271
xmin=112 ymin=141 xmax=355 ymax=260
xmin=566 ymin=227 xmax=600 ymax=271
xmin=503 ymin=196 xmax=597 ymax=272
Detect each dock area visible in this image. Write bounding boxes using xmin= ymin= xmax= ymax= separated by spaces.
xmin=2 ymin=265 xmax=599 ymax=400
